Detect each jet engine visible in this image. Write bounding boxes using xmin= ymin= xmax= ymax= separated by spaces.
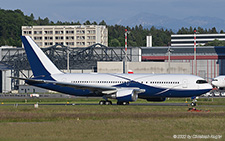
xmin=109 ymin=89 xmax=138 ymax=102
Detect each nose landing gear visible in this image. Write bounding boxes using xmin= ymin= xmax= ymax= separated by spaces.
xmin=190 ymin=96 xmax=197 ymax=107
xmin=191 ymin=102 xmax=196 ymax=107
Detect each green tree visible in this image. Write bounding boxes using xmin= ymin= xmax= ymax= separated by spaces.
xmin=205 ymin=39 xmax=225 ymax=46
xmin=99 ymin=20 xmax=106 ymax=25
xmin=92 ymin=21 xmax=98 ymax=25
xmin=83 ymin=20 xmax=91 ymax=25
xmin=208 ymin=27 xmax=218 ymax=34
xmin=110 ymin=39 xmax=121 ymax=47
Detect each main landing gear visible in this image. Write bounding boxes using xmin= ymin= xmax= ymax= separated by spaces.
xmin=98 ymin=96 xmax=130 ymax=105
xmin=98 ymin=100 xmax=130 ymax=105
xmin=99 ymin=100 xmax=112 ymax=105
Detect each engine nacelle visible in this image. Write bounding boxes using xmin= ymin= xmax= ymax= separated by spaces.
xmin=110 ymin=89 xmax=138 ymax=102
xmin=146 ymin=97 xmax=166 ymax=102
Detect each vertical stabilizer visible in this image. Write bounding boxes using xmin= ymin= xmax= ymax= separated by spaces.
xmin=21 ymin=36 xmax=62 ymax=77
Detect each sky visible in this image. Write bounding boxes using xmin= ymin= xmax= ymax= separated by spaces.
xmin=1 ymin=0 xmax=225 ymax=24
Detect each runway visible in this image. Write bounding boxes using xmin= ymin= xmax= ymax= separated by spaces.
xmin=0 ymin=103 xmax=189 ymax=106
xmin=0 ymin=94 xmax=224 ymax=107
xmin=1 ymin=93 xmax=225 ymax=99
xmin=1 ymin=102 xmax=225 ymax=107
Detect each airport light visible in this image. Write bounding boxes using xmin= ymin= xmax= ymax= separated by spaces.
xmin=167 ymin=46 xmax=173 ymax=74
xmin=124 ymin=29 xmax=130 ymax=73
xmin=67 ymin=46 xmax=70 ymax=73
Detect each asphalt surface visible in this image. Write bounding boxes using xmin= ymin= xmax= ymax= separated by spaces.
xmin=0 ymin=94 xmax=224 ymax=106
xmin=0 ymin=103 xmax=189 ymax=106
xmin=1 ymin=93 xmax=225 ymax=99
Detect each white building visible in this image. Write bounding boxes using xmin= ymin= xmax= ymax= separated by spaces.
xmin=171 ymin=34 xmax=225 ymax=47
xmin=146 ymin=35 xmax=152 ymax=47
xmin=22 ymin=25 xmax=108 ymax=48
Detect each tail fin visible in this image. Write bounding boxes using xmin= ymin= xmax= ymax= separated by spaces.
xmin=21 ymin=36 xmax=62 ymax=77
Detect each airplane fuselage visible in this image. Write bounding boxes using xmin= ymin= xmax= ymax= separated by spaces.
xmin=212 ymin=75 xmax=225 ymax=88
xmin=30 ymin=73 xmax=212 ymax=99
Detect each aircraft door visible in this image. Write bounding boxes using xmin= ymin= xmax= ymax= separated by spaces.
xmin=182 ymin=79 xmax=188 ymax=88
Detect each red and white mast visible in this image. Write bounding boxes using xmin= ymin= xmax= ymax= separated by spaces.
xmin=124 ymin=29 xmax=129 ymax=73
xmin=194 ymin=29 xmax=197 ymax=75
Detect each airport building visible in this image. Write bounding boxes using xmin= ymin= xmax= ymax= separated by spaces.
xmin=142 ymin=46 xmax=224 ymax=82
xmin=171 ymin=34 xmax=225 ymax=47
xmin=22 ymin=25 xmax=108 ymax=48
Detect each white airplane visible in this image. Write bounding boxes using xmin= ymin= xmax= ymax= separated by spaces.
xmin=12 ymin=36 xmax=212 ymax=105
xmin=211 ymin=75 xmax=225 ymax=88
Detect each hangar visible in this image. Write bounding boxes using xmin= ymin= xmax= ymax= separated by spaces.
xmin=142 ymin=46 xmax=224 ymax=82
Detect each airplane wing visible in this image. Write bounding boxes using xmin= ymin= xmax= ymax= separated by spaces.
xmin=10 ymin=77 xmax=145 ymax=95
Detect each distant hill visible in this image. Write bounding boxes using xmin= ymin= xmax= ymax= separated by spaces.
xmin=118 ymin=12 xmax=225 ymax=31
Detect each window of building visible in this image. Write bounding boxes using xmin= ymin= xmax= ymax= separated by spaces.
xmin=34 ymin=37 xmax=42 ymax=40
xmin=87 ymin=36 xmax=96 ymax=40
xmin=44 ymin=42 xmax=53 ymax=46
xmin=77 ymin=42 xmax=85 ymax=46
xmin=44 ymin=31 xmax=53 ymax=34
xmin=66 ymin=36 xmax=74 ymax=40
xmin=55 ymin=31 xmax=64 ymax=34
xmin=87 ymin=30 xmax=95 ymax=34
xmin=56 ymin=42 xmax=64 ymax=45
xmin=66 ymin=31 xmax=74 ymax=34
xmin=55 ymin=36 xmax=64 ymax=40
xmin=66 ymin=42 xmax=74 ymax=46
xmin=77 ymin=30 xmax=85 ymax=34
xmin=77 ymin=36 xmax=85 ymax=40
xmin=34 ymin=31 xmax=42 ymax=34
xmin=45 ymin=37 xmax=53 ymax=40
xmin=23 ymin=31 xmax=32 ymax=34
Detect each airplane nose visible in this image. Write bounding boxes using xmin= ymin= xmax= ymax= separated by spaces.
xmin=207 ymin=83 xmax=213 ymax=90
xmin=209 ymin=83 xmax=212 ymax=88
xmin=211 ymin=81 xmax=216 ymax=87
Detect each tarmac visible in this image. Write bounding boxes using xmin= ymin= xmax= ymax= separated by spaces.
xmin=0 ymin=93 xmax=224 ymax=107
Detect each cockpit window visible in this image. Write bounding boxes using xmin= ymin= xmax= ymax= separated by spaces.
xmin=196 ymin=80 xmax=208 ymax=84
xmin=212 ymin=79 xmax=218 ymax=81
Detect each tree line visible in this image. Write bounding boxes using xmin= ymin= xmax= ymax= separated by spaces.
xmin=0 ymin=9 xmax=225 ymax=47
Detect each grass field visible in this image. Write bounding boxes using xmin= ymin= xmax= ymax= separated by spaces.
xmin=0 ymin=98 xmax=224 ymax=140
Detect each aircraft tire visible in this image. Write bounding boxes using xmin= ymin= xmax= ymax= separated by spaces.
xmin=105 ymin=101 xmax=112 ymax=105
xmin=99 ymin=100 xmax=105 ymax=105
xmin=191 ymin=102 xmax=196 ymax=107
